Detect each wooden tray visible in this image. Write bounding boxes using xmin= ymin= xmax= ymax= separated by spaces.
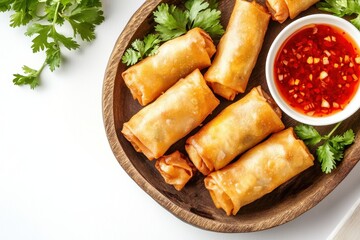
xmin=102 ymin=0 xmax=360 ymax=232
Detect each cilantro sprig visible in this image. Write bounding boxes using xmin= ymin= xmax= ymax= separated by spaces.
xmin=0 ymin=0 xmax=105 ymax=89
xmin=295 ymin=122 xmax=355 ymax=174
xmin=121 ymin=0 xmax=224 ymax=66
xmin=317 ymin=0 xmax=360 ymax=30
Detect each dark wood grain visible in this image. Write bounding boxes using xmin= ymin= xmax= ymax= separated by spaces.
xmin=102 ymin=0 xmax=360 ymax=232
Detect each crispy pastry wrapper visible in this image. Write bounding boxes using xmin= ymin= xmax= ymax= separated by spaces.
xmin=266 ymin=0 xmax=319 ymax=22
xmin=122 ymin=27 xmax=216 ymax=106
xmin=185 ymin=86 xmax=285 ymax=175
xmin=122 ymin=69 xmax=219 ymax=160
xmin=204 ymin=128 xmax=315 ymax=216
xmin=265 ymin=0 xmax=289 ymax=23
xmin=204 ymin=0 xmax=270 ymax=100
xmin=155 ymin=151 xmax=197 ymax=191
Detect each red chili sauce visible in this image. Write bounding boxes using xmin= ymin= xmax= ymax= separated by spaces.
xmin=274 ymin=24 xmax=360 ymax=117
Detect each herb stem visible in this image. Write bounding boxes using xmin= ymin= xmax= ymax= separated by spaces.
xmin=36 ymin=61 xmax=47 ymax=76
xmin=52 ymin=2 xmax=60 ymax=25
xmin=325 ymin=121 xmax=342 ymax=139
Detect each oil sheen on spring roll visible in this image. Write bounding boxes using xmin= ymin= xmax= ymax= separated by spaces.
xmin=122 ymin=69 xmax=219 ymax=161
xmin=122 ymin=27 xmax=216 ymax=106
xmin=185 ymin=86 xmax=285 ymax=175
xmin=204 ymin=0 xmax=270 ymax=100
xmin=155 ymin=151 xmax=197 ymax=191
xmin=204 ymin=128 xmax=315 ymax=216
xmin=266 ymin=0 xmax=319 ymax=23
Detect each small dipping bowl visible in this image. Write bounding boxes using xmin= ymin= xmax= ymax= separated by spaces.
xmin=266 ymin=14 xmax=360 ymax=126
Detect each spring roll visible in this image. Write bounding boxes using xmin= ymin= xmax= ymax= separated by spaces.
xmin=204 ymin=128 xmax=315 ymax=216
xmin=122 ymin=69 xmax=219 ymax=160
xmin=265 ymin=0 xmax=289 ymax=23
xmin=204 ymin=0 xmax=270 ymax=100
xmin=266 ymin=0 xmax=319 ymax=23
xmin=122 ymin=27 xmax=216 ymax=106
xmin=155 ymin=151 xmax=197 ymax=191
xmin=185 ymin=86 xmax=285 ymax=175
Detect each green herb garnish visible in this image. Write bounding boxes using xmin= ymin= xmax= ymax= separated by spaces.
xmin=317 ymin=0 xmax=360 ymax=30
xmin=121 ymin=0 xmax=224 ymax=66
xmin=295 ymin=122 xmax=355 ymax=174
xmin=0 ymin=0 xmax=105 ymax=89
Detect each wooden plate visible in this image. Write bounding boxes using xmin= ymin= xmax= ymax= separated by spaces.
xmin=102 ymin=0 xmax=360 ymax=232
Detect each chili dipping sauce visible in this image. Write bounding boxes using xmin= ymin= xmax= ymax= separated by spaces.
xmin=274 ymin=24 xmax=360 ymax=117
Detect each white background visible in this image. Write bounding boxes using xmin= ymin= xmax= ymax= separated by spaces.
xmin=1 ymin=0 xmax=360 ymax=239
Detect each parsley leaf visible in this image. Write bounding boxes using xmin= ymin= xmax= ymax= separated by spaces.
xmin=122 ymin=0 xmax=224 ymax=66
xmin=295 ymin=122 xmax=356 ymax=174
xmin=2 ymin=0 xmax=104 ymax=88
xmin=317 ymin=0 xmax=360 ymax=30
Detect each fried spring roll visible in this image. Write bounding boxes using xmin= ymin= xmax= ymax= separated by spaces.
xmin=155 ymin=151 xmax=196 ymax=191
xmin=122 ymin=69 xmax=219 ymax=160
xmin=122 ymin=27 xmax=216 ymax=106
xmin=265 ymin=0 xmax=289 ymax=23
xmin=204 ymin=0 xmax=270 ymax=100
xmin=204 ymin=128 xmax=315 ymax=216
xmin=266 ymin=0 xmax=319 ymax=23
xmin=185 ymin=86 xmax=285 ymax=175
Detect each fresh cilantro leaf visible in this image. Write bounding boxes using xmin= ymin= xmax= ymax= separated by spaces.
xmin=317 ymin=142 xmax=336 ymax=174
xmin=122 ymin=49 xmax=141 ymax=66
xmin=185 ymin=0 xmax=224 ymax=37
xmin=121 ymin=34 xmax=161 ymax=66
xmin=317 ymin=0 xmax=360 ymax=30
xmin=154 ymin=4 xmax=188 ymax=41
xmin=50 ymin=29 xmax=80 ymax=50
xmin=186 ymin=0 xmax=209 ymax=24
xmin=2 ymin=0 xmax=104 ymax=88
xmin=13 ymin=65 xmax=42 ymax=89
xmin=341 ymin=129 xmax=355 ymax=145
xmin=296 ymin=122 xmax=356 ymax=174
xmin=143 ymin=34 xmax=161 ymax=55
xmin=46 ymin=43 xmax=61 ymax=72
xmin=64 ymin=5 xmax=105 ymax=41
xmin=131 ymin=39 xmax=146 ymax=57
xmin=0 ymin=0 xmax=15 ymax=12
xmin=190 ymin=8 xmax=224 ymax=37
xmin=10 ymin=0 xmax=39 ymax=27
xmin=26 ymin=24 xmax=51 ymax=52
xmin=294 ymin=124 xmax=322 ymax=146
xmin=123 ymin=0 xmax=224 ymax=66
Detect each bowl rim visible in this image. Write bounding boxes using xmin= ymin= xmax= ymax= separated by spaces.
xmin=266 ymin=14 xmax=360 ymax=126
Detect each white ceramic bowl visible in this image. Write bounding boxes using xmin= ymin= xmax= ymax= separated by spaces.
xmin=266 ymin=14 xmax=360 ymax=126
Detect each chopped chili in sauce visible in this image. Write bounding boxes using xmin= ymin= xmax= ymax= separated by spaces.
xmin=274 ymin=24 xmax=360 ymax=117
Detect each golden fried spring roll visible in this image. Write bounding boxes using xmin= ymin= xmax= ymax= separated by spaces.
xmin=185 ymin=86 xmax=285 ymax=175
xmin=122 ymin=27 xmax=216 ymax=106
xmin=155 ymin=151 xmax=196 ymax=191
xmin=265 ymin=0 xmax=289 ymax=23
xmin=285 ymin=0 xmax=320 ymax=19
xmin=204 ymin=0 xmax=270 ymax=100
xmin=266 ymin=0 xmax=319 ymax=22
xmin=204 ymin=128 xmax=315 ymax=216
xmin=122 ymin=69 xmax=219 ymax=160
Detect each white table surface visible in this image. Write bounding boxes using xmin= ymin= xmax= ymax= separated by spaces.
xmin=1 ymin=1 xmax=360 ymax=239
